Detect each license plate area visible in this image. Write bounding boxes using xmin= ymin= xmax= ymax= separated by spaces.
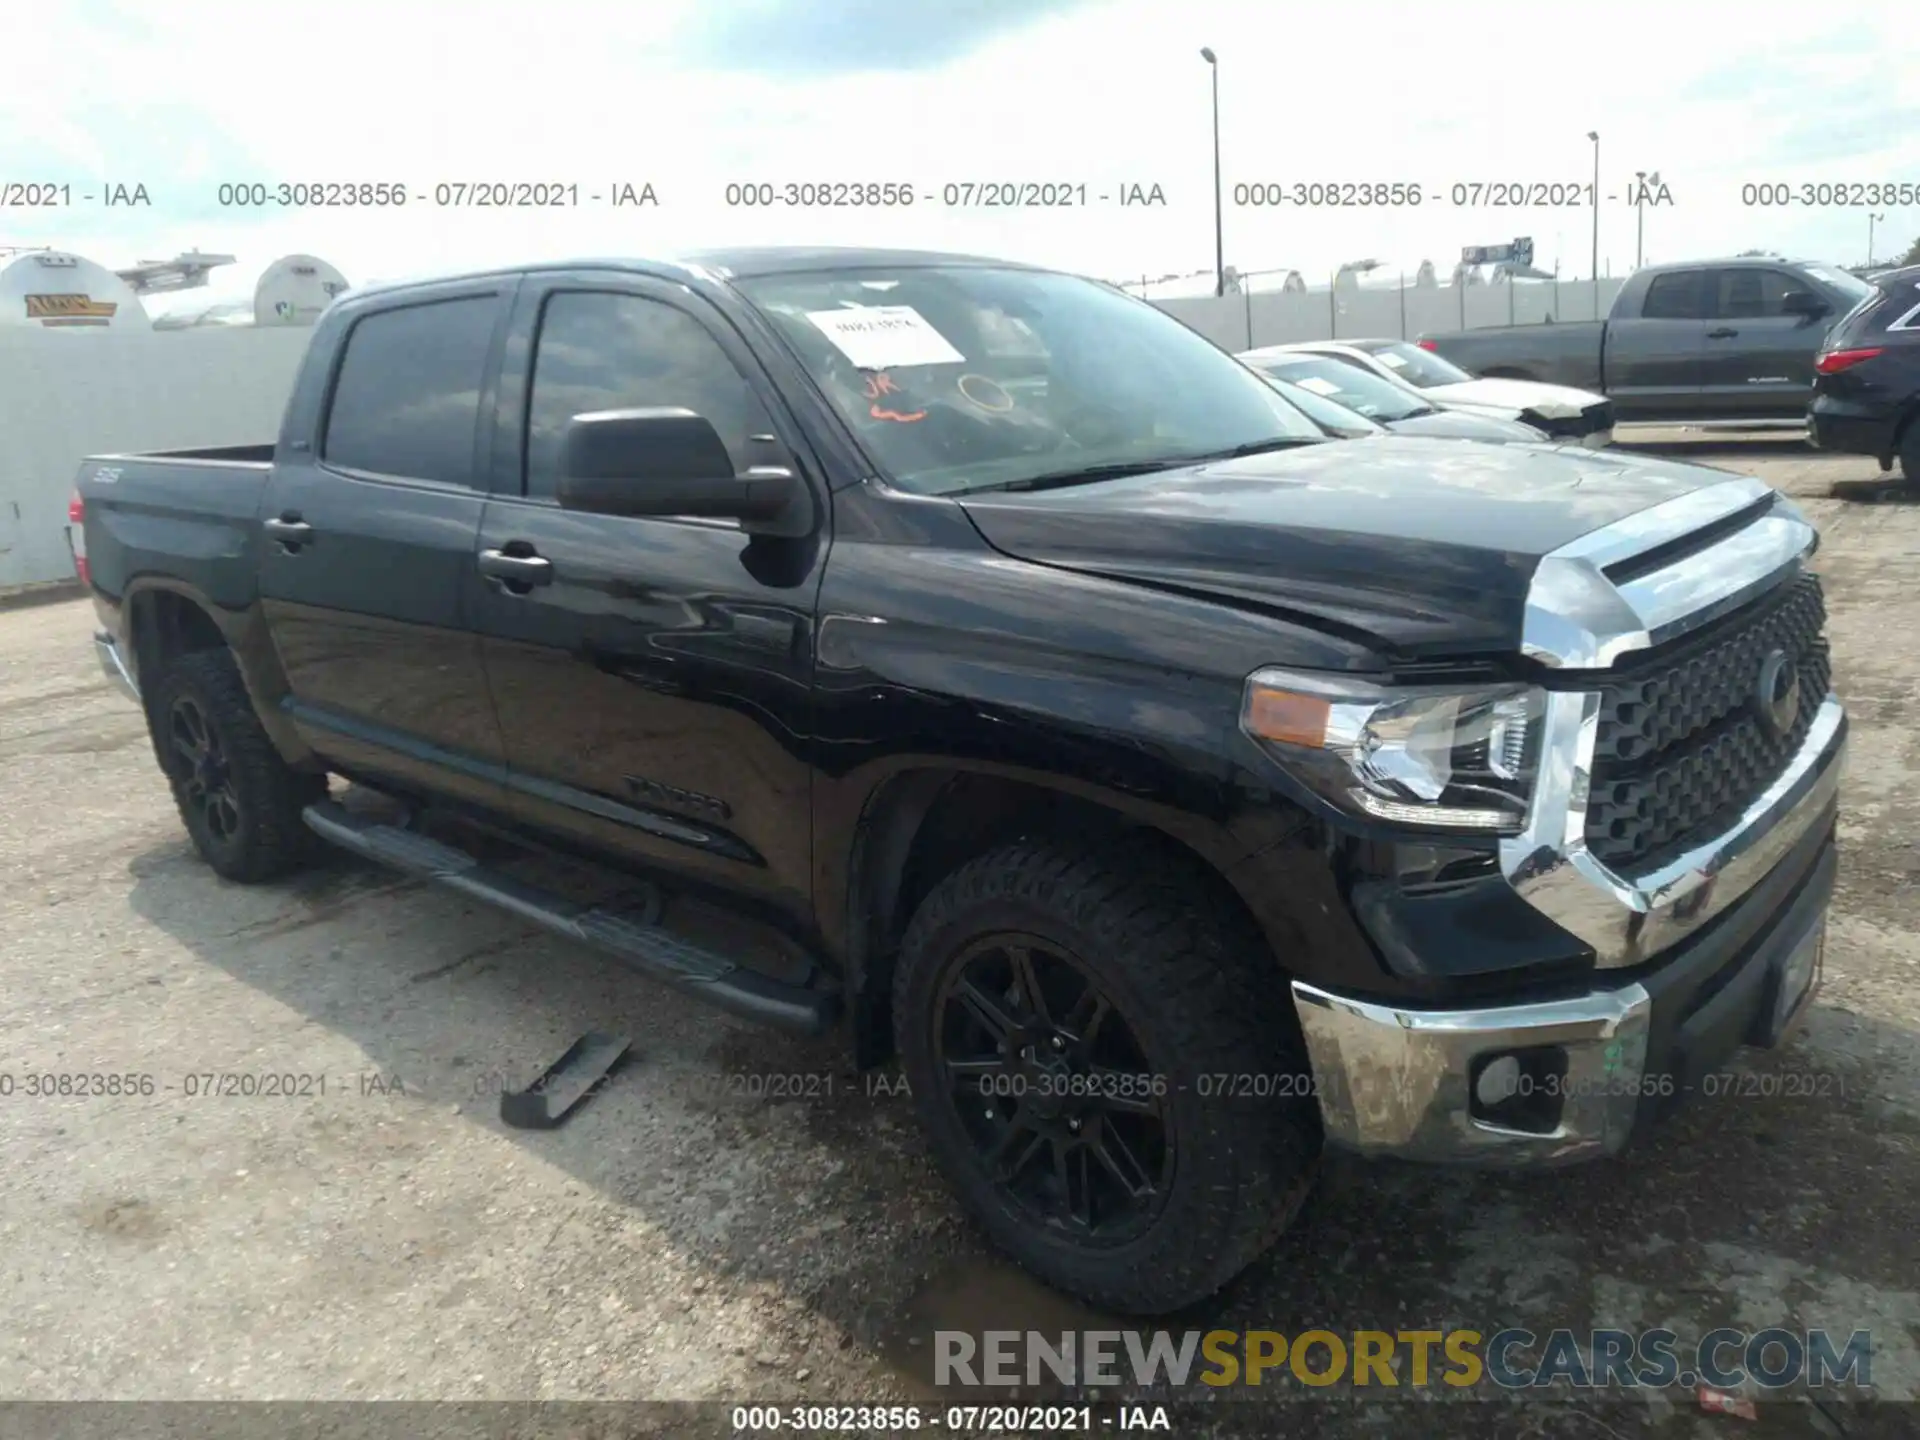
xmin=1761 ymin=912 xmax=1825 ymax=1047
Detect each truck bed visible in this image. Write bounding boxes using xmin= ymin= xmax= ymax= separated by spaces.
xmin=1422 ymin=320 xmax=1607 ymax=391
xmin=77 ymin=449 xmax=276 ymax=612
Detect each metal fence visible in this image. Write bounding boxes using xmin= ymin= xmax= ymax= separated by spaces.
xmin=1142 ymin=272 xmax=1631 ymax=351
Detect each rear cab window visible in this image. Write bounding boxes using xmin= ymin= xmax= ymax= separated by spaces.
xmin=322 ymin=295 xmax=500 ymax=484
xmin=1639 ymin=270 xmax=1710 ymax=320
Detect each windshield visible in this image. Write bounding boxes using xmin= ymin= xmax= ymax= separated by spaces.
xmin=1246 ymin=353 xmax=1430 ymax=421
xmin=1353 ymin=340 xmax=1476 ymax=387
xmin=735 ymin=265 xmax=1325 ymax=495
xmin=1803 ymin=264 xmax=1876 ymax=309
xmin=1255 ymin=374 xmax=1380 ymax=436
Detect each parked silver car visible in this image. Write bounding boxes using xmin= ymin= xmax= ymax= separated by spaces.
xmin=1240 ymin=348 xmax=1549 ymax=443
xmin=1262 ymin=339 xmax=1613 ymax=446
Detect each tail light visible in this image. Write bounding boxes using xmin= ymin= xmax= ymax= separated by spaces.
xmin=1814 ymin=347 xmax=1884 ymax=375
xmin=1416 ymin=338 xmax=1439 ymax=351
xmin=67 ymin=490 xmax=89 ymax=586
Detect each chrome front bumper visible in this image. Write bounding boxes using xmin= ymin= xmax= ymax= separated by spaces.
xmin=94 ymin=631 xmax=140 ymax=704
xmin=1292 ymin=979 xmax=1652 ymax=1165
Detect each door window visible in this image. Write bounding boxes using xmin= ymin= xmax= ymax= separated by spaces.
xmin=1712 ymin=268 xmax=1806 ymax=319
xmin=1640 ymin=271 xmax=1710 ymax=320
xmin=524 ymin=291 xmax=780 ymax=500
xmin=322 ymin=296 xmax=498 ymax=484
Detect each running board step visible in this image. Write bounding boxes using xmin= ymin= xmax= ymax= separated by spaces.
xmin=302 ymin=801 xmax=839 ymax=1035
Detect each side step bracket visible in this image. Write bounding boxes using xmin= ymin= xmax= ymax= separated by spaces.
xmin=302 ymin=800 xmax=839 ymax=1035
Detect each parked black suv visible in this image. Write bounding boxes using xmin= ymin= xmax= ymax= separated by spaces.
xmin=1809 ymin=263 xmax=1920 ymax=480
xmin=74 ymin=248 xmax=1845 ymax=1314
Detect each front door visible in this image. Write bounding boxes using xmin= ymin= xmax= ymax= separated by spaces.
xmin=258 ymin=280 xmax=514 ymax=809
xmin=1698 ymin=266 xmax=1827 ymax=419
xmin=469 ymin=273 xmax=828 ymax=921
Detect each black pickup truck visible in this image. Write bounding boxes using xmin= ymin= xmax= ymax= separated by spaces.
xmin=76 ymin=247 xmax=1846 ymax=1314
xmin=1422 ymin=256 xmax=1877 ymax=424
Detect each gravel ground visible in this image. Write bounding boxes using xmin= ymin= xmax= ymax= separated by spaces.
xmin=1 ymin=433 xmax=1916 ymax=1438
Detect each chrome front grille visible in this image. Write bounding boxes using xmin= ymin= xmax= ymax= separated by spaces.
xmin=1584 ymin=574 xmax=1830 ymax=873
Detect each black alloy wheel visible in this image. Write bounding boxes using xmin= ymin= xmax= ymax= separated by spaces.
xmin=149 ymin=647 xmax=326 ymax=883
xmin=167 ymin=692 xmax=243 ymax=845
xmin=933 ymin=933 xmax=1173 ymax=1243
xmin=893 ymin=838 xmax=1323 ymax=1314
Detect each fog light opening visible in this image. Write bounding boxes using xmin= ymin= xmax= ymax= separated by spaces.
xmin=1469 ymin=1046 xmax=1568 ymax=1133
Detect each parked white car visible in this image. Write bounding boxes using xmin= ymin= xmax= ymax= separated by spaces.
xmin=1240 ymin=348 xmax=1550 ymax=443
xmin=1267 ymin=338 xmax=1614 ymax=447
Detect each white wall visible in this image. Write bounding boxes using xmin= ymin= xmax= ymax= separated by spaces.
xmin=1154 ymin=276 xmax=1630 ymax=351
xmin=0 ymin=327 xmax=310 ymax=588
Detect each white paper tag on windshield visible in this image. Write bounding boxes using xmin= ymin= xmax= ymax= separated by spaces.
xmin=806 ymin=305 xmax=965 ymax=369
xmin=1294 ymin=376 xmax=1341 ymax=396
xmin=1377 ymin=351 xmax=1408 ymax=368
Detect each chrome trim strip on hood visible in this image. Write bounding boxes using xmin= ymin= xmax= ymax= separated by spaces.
xmin=1521 ymin=477 xmax=1817 ymax=670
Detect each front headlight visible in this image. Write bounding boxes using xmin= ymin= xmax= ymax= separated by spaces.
xmin=1239 ymin=667 xmax=1545 ymax=832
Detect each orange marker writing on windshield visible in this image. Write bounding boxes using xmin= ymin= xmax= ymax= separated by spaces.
xmin=862 ymin=371 xmax=926 ymax=423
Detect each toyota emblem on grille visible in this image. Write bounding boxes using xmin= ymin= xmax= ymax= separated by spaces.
xmin=1756 ymin=648 xmax=1801 ymax=737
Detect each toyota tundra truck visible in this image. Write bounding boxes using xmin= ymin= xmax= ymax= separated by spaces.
xmin=1422 ymin=256 xmax=1876 ymax=424
xmin=73 ymin=247 xmax=1845 ymax=1315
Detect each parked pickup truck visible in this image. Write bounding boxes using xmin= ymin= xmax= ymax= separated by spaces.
xmin=77 ymin=247 xmax=1846 ymax=1315
xmin=1422 ymin=256 xmax=1878 ymax=423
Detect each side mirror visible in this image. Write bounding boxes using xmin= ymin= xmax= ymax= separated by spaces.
xmin=556 ymin=408 xmax=808 ymax=536
xmin=1781 ymin=291 xmax=1829 ymax=319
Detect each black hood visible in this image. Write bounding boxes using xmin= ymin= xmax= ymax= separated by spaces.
xmin=956 ymin=437 xmax=1742 ymax=658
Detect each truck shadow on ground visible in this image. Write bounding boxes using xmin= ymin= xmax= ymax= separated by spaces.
xmin=121 ymin=836 xmax=1920 ymax=1437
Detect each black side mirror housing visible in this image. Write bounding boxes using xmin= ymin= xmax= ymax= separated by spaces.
xmin=556 ymin=408 xmax=810 ymax=537
xmin=1781 ymin=291 xmax=1829 ymax=319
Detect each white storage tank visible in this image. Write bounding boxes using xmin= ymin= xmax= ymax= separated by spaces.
xmin=254 ymin=254 xmax=350 ymax=326
xmin=0 ymin=250 xmax=151 ymax=329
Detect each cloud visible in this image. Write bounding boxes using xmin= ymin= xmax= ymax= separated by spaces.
xmin=671 ymin=0 xmax=1104 ymax=75
xmin=4 ymin=0 xmax=1917 ymax=288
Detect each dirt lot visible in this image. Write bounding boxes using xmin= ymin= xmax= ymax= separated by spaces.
xmin=2 ymin=434 xmax=1917 ymax=1438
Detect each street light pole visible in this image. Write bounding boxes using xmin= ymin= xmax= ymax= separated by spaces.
xmin=1634 ymin=169 xmax=1646 ymax=270
xmin=1869 ymin=212 xmax=1886 ymax=266
xmin=1201 ymin=47 xmax=1224 ymax=297
xmin=1587 ymin=131 xmax=1600 ymax=289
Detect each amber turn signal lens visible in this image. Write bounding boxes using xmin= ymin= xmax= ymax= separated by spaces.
xmin=1245 ymin=686 xmax=1332 ymax=748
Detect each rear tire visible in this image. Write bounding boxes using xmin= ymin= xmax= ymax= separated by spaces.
xmin=1900 ymin=419 xmax=1920 ymax=485
xmin=893 ymin=838 xmax=1322 ymax=1315
xmin=149 ymin=648 xmax=326 ymax=884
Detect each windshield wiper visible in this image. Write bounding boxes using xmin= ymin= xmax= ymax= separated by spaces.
xmin=1164 ymin=435 xmax=1328 ymax=463
xmin=960 ymin=459 xmax=1196 ymax=495
xmin=958 ymin=436 xmax=1324 ymax=496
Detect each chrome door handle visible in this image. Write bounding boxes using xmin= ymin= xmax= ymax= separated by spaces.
xmin=263 ymin=516 xmax=314 ymax=546
xmin=478 ymin=548 xmax=554 ymax=588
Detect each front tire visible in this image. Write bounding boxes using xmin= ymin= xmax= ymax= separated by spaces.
xmin=893 ymin=839 xmax=1322 ymax=1314
xmin=149 ymin=648 xmax=326 ymax=884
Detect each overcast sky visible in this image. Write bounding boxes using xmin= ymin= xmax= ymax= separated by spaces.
xmin=5 ymin=0 xmax=1916 ymax=309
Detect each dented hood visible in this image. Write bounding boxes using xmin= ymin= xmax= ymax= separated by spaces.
xmin=955 ymin=436 xmax=1740 ymax=658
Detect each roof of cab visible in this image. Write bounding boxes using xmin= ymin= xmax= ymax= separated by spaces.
xmin=344 ymin=246 xmax=1051 ymax=301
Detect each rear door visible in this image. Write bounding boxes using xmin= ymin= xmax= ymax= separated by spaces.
xmin=257 ymin=279 xmax=514 ymax=809
xmin=1599 ymin=268 xmax=1710 ymax=419
xmin=469 ymin=271 xmax=828 ymax=920
xmin=1699 ymin=265 xmax=1827 ymax=418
